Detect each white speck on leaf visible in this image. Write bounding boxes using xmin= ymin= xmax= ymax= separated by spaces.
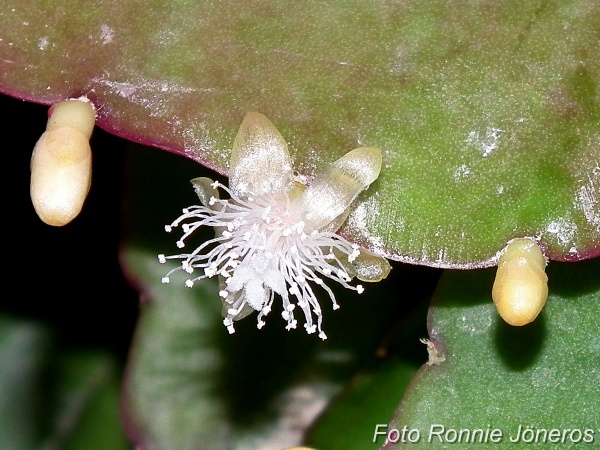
xmin=38 ymin=37 xmax=49 ymax=50
xmin=531 ymin=367 xmax=564 ymax=389
xmin=182 ymin=123 xmax=223 ymax=161
xmin=97 ymin=79 xmax=137 ymax=98
xmin=100 ymin=24 xmax=114 ymax=44
xmin=576 ymin=170 xmax=600 ymax=232
xmin=546 ymin=217 xmax=578 ymax=247
xmin=457 ymin=308 xmax=493 ymax=336
xmin=454 ymin=164 xmax=471 ymax=181
xmin=95 ymin=77 xmax=198 ymax=99
xmin=554 ymin=307 xmax=580 ymax=333
xmin=94 ymin=76 xmax=200 ymax=119
xmin=466 ymin=127 xmax=503 ymax=157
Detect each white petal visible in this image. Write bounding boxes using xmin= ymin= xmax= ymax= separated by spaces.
xmin=229 ymin=112 xmax=293 ymax=197
xmin=190 ymin=177 xmax=219 ymax=208
xmin=321 ymin=208 xmax=351 ymax=233
xmin=262 ymin=269 xmax=287 ymax=296
xmin=293 ymin=147 xmax=382 ymax=230
xmin=244 ymin=279 xmax=268 ymax=310
xmin=225 ymin=265 xmax=254 ymax=292
xmin=219 ymin=277 xmax=255 ymax=321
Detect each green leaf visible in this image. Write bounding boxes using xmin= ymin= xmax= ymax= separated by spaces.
xmin=51 ymin=353 xmax=131 ymax=450
xmin=304 ymin=303 xmax=429 ymax=450
xmin=0 ymin=317 xmax=51 ymax=450
xmin=383 ymin=258 xmax=600 ymax=449
xmin=0 ymin=316 xmax=130 ymax=450
xmin=1 ymin=1 xmax=598 ymax=265
xmin=307 ymin=360 xmax=418 ymax=450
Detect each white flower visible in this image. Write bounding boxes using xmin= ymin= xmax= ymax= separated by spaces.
xmin=159 ymin=112 xmax=390 ymax=339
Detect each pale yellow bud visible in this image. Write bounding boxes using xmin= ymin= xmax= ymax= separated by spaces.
xmin=30 ymin=99 xmax=95 ymax=226
xmin=492 ymin=238 xmax=548 ymax=326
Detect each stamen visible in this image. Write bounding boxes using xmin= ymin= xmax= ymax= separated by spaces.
xmin=159 ymin=167 xmax=379 ymax=339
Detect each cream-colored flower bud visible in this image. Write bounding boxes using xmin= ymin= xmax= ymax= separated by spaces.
xmin=30 ymin=98 xmax=95 ymax=226
xmin=492 ymin=238 xmax=548 ymax=326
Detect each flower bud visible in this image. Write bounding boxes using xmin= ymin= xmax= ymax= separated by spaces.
xmin=30 ymin=98 xmax=95 ymax=226
xmin=492 ymin=238 xmax=548 ymax=326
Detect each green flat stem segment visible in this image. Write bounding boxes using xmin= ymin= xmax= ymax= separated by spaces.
xmin=383 ymin=258 xmax=600 ymax=449
xmin=1 ymin=1 xmax=598 ymax=265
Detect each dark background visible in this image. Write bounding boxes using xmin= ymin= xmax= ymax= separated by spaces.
xmin=3 ymin=93 xmax=138 ymax=361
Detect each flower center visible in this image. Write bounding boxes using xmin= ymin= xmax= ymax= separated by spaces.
xmin=159 ymin=181 xmax=363 ymax=340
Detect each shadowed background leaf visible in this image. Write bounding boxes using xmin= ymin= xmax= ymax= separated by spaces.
xmin=382 ymin=258 xmax=600 ymax=449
